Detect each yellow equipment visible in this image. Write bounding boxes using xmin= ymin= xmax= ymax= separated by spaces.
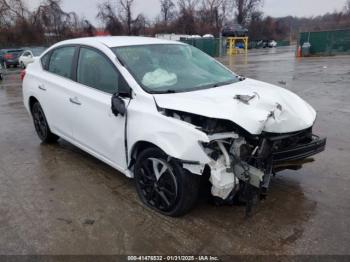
xmin=227 ymin=37 xmax=249 ymax=55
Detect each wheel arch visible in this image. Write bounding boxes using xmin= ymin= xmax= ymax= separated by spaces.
xmin=128 ymin=140 xmax=164 ymax=168
xmin=28 ymin=96 xmax=39 ymax=113
xmin=128 ymin=139 xmax=207 ymax=177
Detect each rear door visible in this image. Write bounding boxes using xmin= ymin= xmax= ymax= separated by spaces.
xmin=69 ymin=46 xmax=131 ymax=170
xmin=39 ymin=46 xmax=77 ymax=140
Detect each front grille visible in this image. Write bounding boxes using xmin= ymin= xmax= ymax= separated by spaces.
xmin=264 ymin=127 xmax=313 ymax=152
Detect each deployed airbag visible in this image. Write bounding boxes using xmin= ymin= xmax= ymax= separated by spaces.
xmin=142 ymin=69 xmax=177 ymax=89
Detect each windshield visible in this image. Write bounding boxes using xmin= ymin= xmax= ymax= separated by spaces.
xmin=112 ymin=44 xmax=238 ymax=93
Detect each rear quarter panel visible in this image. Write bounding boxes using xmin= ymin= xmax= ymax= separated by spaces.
xmin=22 ymin=61 xmax=45 ymax=117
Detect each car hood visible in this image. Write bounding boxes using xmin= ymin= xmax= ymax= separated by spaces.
xmin=153 ymin=78 xmax=316 ymax=135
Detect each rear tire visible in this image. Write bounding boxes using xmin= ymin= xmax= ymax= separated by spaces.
xmin=31 ymin=102 xmax=59 ymax=143
xmin=134 ymin=148 xmax=200 ymax=217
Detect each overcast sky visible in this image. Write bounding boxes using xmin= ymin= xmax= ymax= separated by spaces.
xmin=25 ymin=0 xmax=347 ymax=26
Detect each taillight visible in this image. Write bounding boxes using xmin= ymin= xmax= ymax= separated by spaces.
xmin=4 ymin=54 xmax=13 ymax=59
xmin=20 ymin=70 xmax=26 ymax=81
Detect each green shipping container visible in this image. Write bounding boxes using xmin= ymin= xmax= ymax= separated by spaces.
xmin=276 ymin=40 xmax=290 ymax=47
xmin=180 ymin=38 xmax=221 ymax=57
xmin=299 ymin=29 xmax=350 ymax=56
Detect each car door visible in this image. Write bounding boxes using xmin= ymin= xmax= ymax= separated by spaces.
xmin=39 ymin=46 xmax=77 ymax=140
xmin=69 ymin=46 xmax=130 ymax=170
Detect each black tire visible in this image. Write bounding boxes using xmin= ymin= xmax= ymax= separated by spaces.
xmin=134 ymin=148 xmax=200 ymax=217
xmin=31 ymin=102 xmax=59 ymax=143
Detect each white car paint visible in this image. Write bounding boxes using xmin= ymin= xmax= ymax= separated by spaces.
xmin=22 ymin=36 xmax=321 ymax=206
xmin=19 ymin=50 xmax=36 ymax=68
xmin=153 ymin=78 xmax=316 ymax=135
xmin=269 ymin=40 xmax=278 ymax=48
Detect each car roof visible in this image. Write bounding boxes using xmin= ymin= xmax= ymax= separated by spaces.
xmin=58 ymin=36 xmax=184 ymax=48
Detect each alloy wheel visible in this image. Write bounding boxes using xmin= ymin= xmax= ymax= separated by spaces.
xmin=138 ymin=158 xmax=178 ymax=212
xmin=32 ymin=104 xmax=48 ymax=140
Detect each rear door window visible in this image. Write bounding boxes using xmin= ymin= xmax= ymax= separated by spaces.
xmin=48 ymin=46 xmax=76 ymax=79
xmin=41 ymin=52 xmax=51 ymax=70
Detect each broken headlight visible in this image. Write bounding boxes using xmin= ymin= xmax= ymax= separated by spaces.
xmin=159 ymin=108 xmax=240 ymax=135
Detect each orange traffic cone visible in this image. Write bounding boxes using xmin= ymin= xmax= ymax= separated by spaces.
xmin=297 ymin=46 xmax=302 ymax=57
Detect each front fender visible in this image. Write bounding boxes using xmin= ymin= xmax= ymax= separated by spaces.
xmin=127 ymin=96 xmax=210 ymax=165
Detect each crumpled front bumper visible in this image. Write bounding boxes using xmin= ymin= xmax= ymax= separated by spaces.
xmin=273 ymin=135 xmax=327 ymax=165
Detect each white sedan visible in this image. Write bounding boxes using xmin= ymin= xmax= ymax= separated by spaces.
xmin=22 ymin=37 xmax=326 ymax=216
xmin=19 ymin=47 xmax=46 ymax=68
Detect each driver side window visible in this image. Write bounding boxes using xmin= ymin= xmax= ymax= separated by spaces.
xmin=77 ymin=47 xmax=125 ymax=94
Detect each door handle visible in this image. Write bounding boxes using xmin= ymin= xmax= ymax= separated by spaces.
xmin=38 ymin=85 xmax=46 ymax=91
xmin=69 ymin=97 xmax=82 ymax=106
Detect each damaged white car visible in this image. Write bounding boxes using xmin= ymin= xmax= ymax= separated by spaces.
xmin=23 ymin=37 xmax=326 ymax=217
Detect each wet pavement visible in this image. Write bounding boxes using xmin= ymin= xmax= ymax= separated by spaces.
xmin=0 ymin=47 xmax=349 ymax=255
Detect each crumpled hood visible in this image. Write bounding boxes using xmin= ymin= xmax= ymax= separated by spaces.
xmin=153 ymin=78 xmax=316 ymax=135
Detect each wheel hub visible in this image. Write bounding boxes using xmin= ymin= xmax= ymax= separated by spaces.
xmin=138 ymin=157 xmax=178 ymax=211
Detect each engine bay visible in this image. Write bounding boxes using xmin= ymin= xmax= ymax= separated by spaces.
xmin=162 ymin=108 xmax=327 ymax=216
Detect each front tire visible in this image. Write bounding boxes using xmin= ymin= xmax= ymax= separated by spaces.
xmin=134 ymin=148 xmax=200 ymax=217
xmin=31 ymin=102 xmax=59 ymax=143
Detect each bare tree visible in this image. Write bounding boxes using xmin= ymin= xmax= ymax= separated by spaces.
xmin=0 ymin=0 xmax=29 ymax=27
xmin=176 ymin=0 xmax=199 ymax=34
xmin=119 ymin=0 xmax=134 ymax=35
xmin=132 ymin=14 xmax=149 ymax=35
xmin=35 ymin=0 xmax=79 ymax=41
xmin=345 ymin=0 xmax=350 ymax=14
xmin=178 ymin=0 xmax=199 ymax=11
xmin=247 ymin=11 xmax=263 ymax=39
xmin=231 ymin=0 xmax=263 ymax=25
xmin=198 ymin=0 xmax=228 ymax=34
xmin=81 ymin=19 xmax=96 ymax=36
xmin=0 ymin=0 xmax=91 ymax=47
xmin=160 ymin=0 xmax=176 ymax=25
xmin=97 ymin=1 xmax=124 ymax=35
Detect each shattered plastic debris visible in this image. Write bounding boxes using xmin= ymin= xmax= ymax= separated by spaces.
xmin=278 ymin=80 xmax=287 ymax=85
xmin=57 ymin=218 xmax=73 ymax=224
xmin=82 ymin=219 xmax=95 ymax=225
xmin=234 ymin=93 xmax=258 ymax=105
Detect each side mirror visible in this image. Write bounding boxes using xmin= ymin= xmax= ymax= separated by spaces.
xmin=111 ymin=93 xmax=126 ymax=117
